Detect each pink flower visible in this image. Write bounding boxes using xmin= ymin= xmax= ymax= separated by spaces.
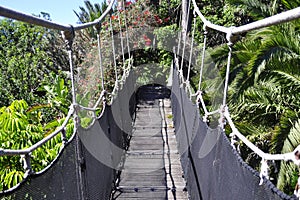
xmin=143 ymin=10 xmax=150 ymax=16
xmin=125 ymin=1 xmax=132 ymax=6
xmin=145 ymin=41 xmax=151 ymax=46
xmin=164 ymin=17 xmax=170 ymax=22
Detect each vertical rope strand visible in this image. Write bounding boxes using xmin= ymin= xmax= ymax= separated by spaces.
xmin=123 ymin=9 xmax=131 ymax=67
xmin=62 ymin=28 xmax=76 ymax=107
xmin=122 ymin=11 xmax=131 ymax=83
xmin=186 ymin=11 xmax=196 ymax=98
xmin=220 ymin=42 xmax=233 ymax=129
xmin=222 ymin=43 xmax=233 ymax=107
xmin=118 ymin=11 xmax=125 ymax=64
xmin=62 ymin=28 xmax=85 ymax=198
xmin=186 ymin=11 xmax=196 ymax=82
xmin=196 ymin=25 xmax=208 ymax=116
xmin=198 ymin=26 xmax=207 ymax=92
xmin=176 ymin=12 xmax=182 ymax=57
xmin=68 ymin=49 xmax=76 ymax=106
xmin=110 ymin=15 xmax=119 ymax=92
xmin=180 ymin=0 xmax=191 ymax=73
xmin=96 ymin=30 xmax=105 ymax=91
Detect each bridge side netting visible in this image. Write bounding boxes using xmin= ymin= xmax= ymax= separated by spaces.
xmin=0 ymin=72 xmax=136 ymax=200
xmin=171 ymin=67 xmax=295 ymax=200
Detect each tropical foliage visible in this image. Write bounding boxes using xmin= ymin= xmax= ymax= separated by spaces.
xmin=0 ymin=15 xmax=73 ymax=190
xmin=208 ymin=0 xmax=300 ymax=194
xmin=0 ymin=99 xmax=73 ymax=190
xmin=0 ymin=19 xmax=69 ymax=107
xmin=0 ymin=0 xmax=300 ymax=196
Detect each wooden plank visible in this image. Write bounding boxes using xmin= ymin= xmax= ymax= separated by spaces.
xmin=113 ymin=94 xmax=188 ymax=200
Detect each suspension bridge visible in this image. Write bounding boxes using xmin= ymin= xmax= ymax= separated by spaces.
xmin=1 ymin=0 xmax=300 ymax=199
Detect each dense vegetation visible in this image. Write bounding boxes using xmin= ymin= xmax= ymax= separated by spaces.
xmin=0 ymin=0 xmax=299 ymax=195
xmin=0 ymin=18 xmax=73 ymax=190
xmin=210 ymin=0 xmax=300 ymax=193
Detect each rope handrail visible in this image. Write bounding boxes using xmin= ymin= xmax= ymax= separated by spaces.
xmin=0 ymin=0 xmax=115 ymax=32
xmin=0 ymin=105 xmax=75 ymax=156
xmin=224 ymin=108 xmax=295 ymax=161
xmin=191 ymin=0 xmax=300 ymax=37
xmin=191 ymin=0 xmax=300 ymax=162
xmin=2 ymin=0 xmax=300 ymax=193
xmin=191 ymin=0 xmax=229 ymax=34
xmin=76 ymin=90 xmax=106 ymax=111
xmin=232 ymin=7 xmax=300 ymax=35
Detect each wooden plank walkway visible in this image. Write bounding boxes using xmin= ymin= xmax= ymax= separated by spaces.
xmin=112 ymin=91 xmax=188 ymax=200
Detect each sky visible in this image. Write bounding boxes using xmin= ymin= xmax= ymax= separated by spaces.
xmin=1 ymin=0 xmax=103 ymax=25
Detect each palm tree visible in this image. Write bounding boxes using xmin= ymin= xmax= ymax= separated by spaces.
xmin=209 ymin=0 xmax=300 ymax=194
xmin=74 ymin=0 xmax=109 ymax=38
xmin=74 ymin=1 xmax=108 ymax=23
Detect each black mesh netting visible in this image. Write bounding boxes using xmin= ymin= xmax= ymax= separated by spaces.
xmin=0 ymin=72 xmax=136 ymax=200
xmin=2 ymin=65 xmax=296 ymax=200
xmin=171 ymin=67 xmax=296 ymax=200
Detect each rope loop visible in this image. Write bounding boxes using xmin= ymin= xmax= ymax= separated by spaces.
xmin=259 ymin=159 xmax=269 ymax=185
xmin=93 ymin=22 xmax=101 ymax=34
xmin=21 ymin=153 xmax=33 ymax=176
xmin=61 ymin=25 xmax=75 ymax=50
xmin=226 ymin=26 xmax=240 ymax=46
xmin=203 ymin=24 xmax=208 ymax=34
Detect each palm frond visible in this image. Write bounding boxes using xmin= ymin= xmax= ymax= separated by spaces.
xmin=277 ymin=119 xmax=300 ymax=194
xmin=271 ymin=110 xmax=299 ymax=153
